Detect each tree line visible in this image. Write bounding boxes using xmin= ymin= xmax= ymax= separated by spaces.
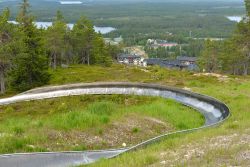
xmin=0 ymin=0 xmax=120 ymax=94
xmin=199 ymin=0 xmax=250 ymax=75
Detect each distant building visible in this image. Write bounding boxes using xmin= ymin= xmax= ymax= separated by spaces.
xmin=104 ymin=36 xmax=123 ymax=45
xmin=117 ymin=54 xmax=146 ymax=66
xmin=144 ymin=56 xmax=198 ymax=71
xmin=193 ymin=38 xmax=225 ymax=41
xmin=176 ymin=56 xmax=197 ymax=66
xmin=147 ymin=39 xmax=178 ymax=49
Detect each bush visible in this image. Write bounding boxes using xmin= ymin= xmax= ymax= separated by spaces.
xmin=132 ymin=127 xmax=140 ymax=133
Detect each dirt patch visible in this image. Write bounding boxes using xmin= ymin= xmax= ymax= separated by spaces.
xmin=151 ymin=129 xmax=250 ymax=166
xmin=41 ymin=114 xmax=174 ymax=151
xmin=183 ymin=87 xmax=192 ymax=91
xmin=194 ymin=73 xmax=230 ymax=82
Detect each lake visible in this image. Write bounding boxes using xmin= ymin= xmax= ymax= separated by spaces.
xmin=60 ymin=1 xmax=82 ymax=5
xmin=226 ymin=16 xmax=243 ymax=23
xmin=8 ymin=21 xmax=116 ymax=34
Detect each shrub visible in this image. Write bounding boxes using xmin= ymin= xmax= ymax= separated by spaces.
xmin=132 ymin=127 xmax=140 ymax=133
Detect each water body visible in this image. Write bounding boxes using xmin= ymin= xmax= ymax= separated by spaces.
xmin=60 ymin=1 xmax=82 ymax=5
xmin=8 ymin=21 xmax=116 ymax=34
xmin=226 ymin=16 xmax=243 ymax=23
xmin=213 ymin=6 xmax=244 ymax=9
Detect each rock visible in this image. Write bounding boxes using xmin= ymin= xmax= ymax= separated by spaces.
xmin=27 ymin=145 xmax=35 ymax=149
xmin=183 ymin=87 xmax=191 ymax=91
xmin=160 ymin=160 xmax=166 ymax=165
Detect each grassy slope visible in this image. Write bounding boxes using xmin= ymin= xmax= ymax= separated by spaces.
xmin=48 ymin=64 xmax=249 ymax=167
xmin=0 ymin=94 xmax=203 ymax=153
xmin=1 ymin=64 xmax=250 ymax=166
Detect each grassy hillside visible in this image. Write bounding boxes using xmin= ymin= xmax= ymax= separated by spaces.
xmin=0 ymin=94 xmax=204 ymax=153
xmin=49 ymin=64 xmax=193 ymax=86
xmin=0 ymin=64 xmax=208 ymax=153
xmin=0 ymin=64 xmax=249 ymax=166
xmin=61 ymin=65 xmax=249 ymax=167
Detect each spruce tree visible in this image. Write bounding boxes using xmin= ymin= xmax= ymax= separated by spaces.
xmin=9 ymin=0 xmax=50 ymax=91
xmin=231 ymin=0 xmax=250 ymax=75
xmin=0 ymin=9 xmax=11 ymax=93
xmin=91 ymin=34 xmax=112 ymax=66
xmin=72 ymin=16 xmax=95 ymax=65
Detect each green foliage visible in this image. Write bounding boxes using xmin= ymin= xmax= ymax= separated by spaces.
xmin=0 ymin=93 xmax=204 ymax=153
xmin=0 ymin=8 xmax=12 ymax=94
xmin=46 ymin=10 xmax=68 ymax=69
xmin=200 ymin=0 xmax=250 ymax=75
xmin=132 ymin=127 xmax=140 ymax=133
xmin=91 ymin=34 xmax=113 ymax=67
xmin=71 ymin=16 xmax=113 ymax=66
xmin=199 ymin=40 xmax=222 ymax=73
xmin=245 ymin=0 xmax=250 ymax=16
xmin=0 ymin=0 xmax=116 ymax=93
xmin=8 ymin=0 xmax=50 ymax=91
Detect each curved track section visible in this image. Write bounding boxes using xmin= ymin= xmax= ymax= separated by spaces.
xmin=0 ymin=82 xmax=230 ymax=167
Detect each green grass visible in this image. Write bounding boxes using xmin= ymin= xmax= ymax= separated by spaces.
xmin=48 ymin=64 xmax=192 ymax=87
xmin=1 ymin=64 xmax=249 ymax=166
xmin=59 ymin=66 xmax=248 ymax=167
xmin=0 ymin=94 xmax=203 ymax=153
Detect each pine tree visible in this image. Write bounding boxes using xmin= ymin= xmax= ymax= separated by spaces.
xmin=199 ymin=40 xmax=221 ymax=73
xmin=231 ymin=0 xmax=250 ymax=75
xmin=214 ymin=0 xmax=250 ymax=75
xmin=72 ymin=16 xmax=95 ymax=65
xmin=219 ymin=39 xmax=243 ymax=75
xmin=9 ymin=0 xmax=50 ymax=91
xmin=0 ymin=8 xmax=11 ymax=93
xmin=46 ymin=10 xmax=67 ymax=69
xmin=91 ymin=34 xmax=112 ymax=66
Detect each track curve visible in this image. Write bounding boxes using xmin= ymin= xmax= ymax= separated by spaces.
xmin=0 ymin=82 xmax=230 ymax=167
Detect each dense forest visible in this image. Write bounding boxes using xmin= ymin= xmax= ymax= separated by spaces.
xmin=199 ymin=0 xmax=250 ymax=75
xmin=0 ymin=0 xmax=245 ymax=45
xmin=0 ymin=0 xmax=120 ymax=93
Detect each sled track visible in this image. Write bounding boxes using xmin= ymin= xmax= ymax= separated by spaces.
xmin=0 ymin=82 xmax=230 ymax=167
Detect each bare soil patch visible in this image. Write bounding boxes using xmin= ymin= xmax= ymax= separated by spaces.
xmin=151 ymin=129 xmax=250 ymax=167
xmin=41 ymin=113 xmax=174 ymax=151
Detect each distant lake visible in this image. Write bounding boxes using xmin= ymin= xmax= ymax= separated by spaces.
xmin=8 ymin=21 xmax=116 ymax=34
xmin=60 ymin=1 xmax=82 ymax=5
xmin=226 ymin=16 xmax=243 ymax=23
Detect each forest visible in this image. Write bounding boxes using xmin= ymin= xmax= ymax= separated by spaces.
xmin=0 ymin=0 xmax=120 ymax=94
xmin=0 ymin=0 xmax=249 ymax=95
xmin=0 ymin=0 xmax=245 ymax=44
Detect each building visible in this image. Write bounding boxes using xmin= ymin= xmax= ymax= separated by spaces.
xmin=176 ymin=56 xmax=197 ymax=66
xmin=147 ymin=39 xmax=178 ymax=49
xmin=104 ymin=36 xmax=123 ymax=45
xmin=145 ymin=56 xmax=198 ymax=71
xmin=117 ymin=54 xmax=145 ymax=66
